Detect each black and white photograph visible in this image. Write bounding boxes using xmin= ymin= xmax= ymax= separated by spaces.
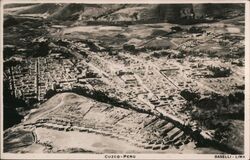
xmin=0 ymin=0 xmax=249 ymax=159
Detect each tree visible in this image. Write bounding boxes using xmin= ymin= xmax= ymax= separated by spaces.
xmin=44 ymin=89 xmax=57 ymax=99
xmin=170 ymin=26 xmax=183 ymax=32
xmin=207 ymin=65 xmax=231 ymax=78
xmin=188 ymin=26 xmax=204 ymax=33
xmin=180 ymin=89 xmax=201 ymax=102
xmin=123 ymin=44 xmax=135 ymax=52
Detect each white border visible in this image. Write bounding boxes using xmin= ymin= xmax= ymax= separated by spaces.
xmin=0 ymin=0 xmax=249 ymax=4
xmin=244 ymin=0 xmax=250 ymax=159
xmin=0 ymin=0 xmax=249 ymax=159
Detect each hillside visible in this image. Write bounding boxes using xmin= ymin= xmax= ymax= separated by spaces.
xmin=16 ymin=3 xmax=63 ymax=15
xmin=4 ymin=3 xmax=244 ymax=24
xmin=4 ymin=92 xmax=222 ymax=153
xmin=4 ymin=4 xmax=36 ymax=8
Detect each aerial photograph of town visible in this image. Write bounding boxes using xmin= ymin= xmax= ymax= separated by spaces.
xmin=2 ymin=2 xmax=246 ymax=156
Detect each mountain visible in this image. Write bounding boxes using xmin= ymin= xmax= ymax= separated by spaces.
xmin=4 ymin=3 xmax=244 ymax=24
xmin=16 ymin=3 xmax=64 ymax=15
xmin=4 ymin=4 xmax=36 ymax=8
xmin=48 ymin=4 xmax=88 ymax=20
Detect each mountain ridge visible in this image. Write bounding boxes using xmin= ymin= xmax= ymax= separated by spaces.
xmin=4 ymin=3 xmax=244 ymax=24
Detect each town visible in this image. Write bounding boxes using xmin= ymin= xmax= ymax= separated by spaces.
xmin=3 ymin=3 xmax=245 ymax=153
xmin=4 ymin=26 xmax=244 ymax=140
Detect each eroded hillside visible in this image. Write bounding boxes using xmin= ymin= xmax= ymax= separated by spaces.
xmin=4 ymin=93 xmax=210 ymax=153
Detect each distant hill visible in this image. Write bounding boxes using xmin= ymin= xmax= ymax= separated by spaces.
xmin=4 ymin=3 xmax=244 ymax=24
xmin=4 ymin=3 xmax=36 ymax=8
xmin=193 ymin=4 xmax=245 ymax=19
xmin=16 ymin=3 xmax=64 ymax=15
xmin=48 ymin=4 xmax=89 ymax=20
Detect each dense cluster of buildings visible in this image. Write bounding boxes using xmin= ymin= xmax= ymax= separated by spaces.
xmin=5 ymin=54 xmax=101 ymax=103
xmin=4 ymin=27 xmax=244 ymax=132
